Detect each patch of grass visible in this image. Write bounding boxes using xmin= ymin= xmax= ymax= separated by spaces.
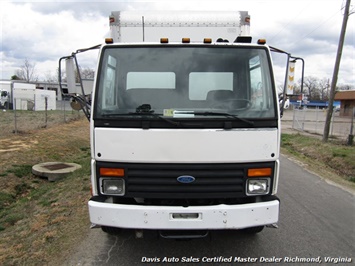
xmin=0 ymin=159 xmax=91 ymax=265
xmin=331 ymin=147 xmax=353 ymax=158
xmin=3 ymin=213 xmax=24 ymax=226
xmin=281 ymin=133 xmax=355 ymax=183
xmin=0 ymin=116 xmax=91 ymax=265
xmin=14 ymin=182 xmax=32 ymax=196
xmin=39 ymin=198 xmax=58 ymax=207
xmin=0 ymin=193 xmax=14 ymax=210
xmin=80 ymin=146 xmax=90 ymax=152
xmin=7 ymin=164 xmax=33 ymax=178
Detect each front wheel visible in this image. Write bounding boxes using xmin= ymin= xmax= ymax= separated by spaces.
xmin=101 ymin=226 xmax=122 ymax=235
xmin=242 ymin=226 xmax=264 ymax=234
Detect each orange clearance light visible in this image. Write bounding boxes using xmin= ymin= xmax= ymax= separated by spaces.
xmin=105 ymin=38 xmax=114 ymax=44
xmin=100 ymin=168 xmax=125 ymax=177
xmin=160 ymin=38 xmax=169 ymax=43
xmin=182 ymin=37 xmax=190 ymax=43
xmin=257 ymin=39 xmax=266 ymax=45
xmin=203 ymin=38 xmax=212 ymax=43
xmin=248 ymin=168 xmax=272 ymax=177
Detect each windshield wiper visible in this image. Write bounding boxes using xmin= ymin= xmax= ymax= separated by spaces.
xmin=101 ymin=108 xmax=253 ymax=127
xmin=102 ymin=104 xmax=156 ymax=117
xmin=135 ymin=104 xmax=154 ymax=114
xmin=157 ymin=116 xmax=203 ymax=127
xmin=193 ymin=111 xmax=254 ymax=126
xmin=101 ymin=113 xmax=157 ymax=117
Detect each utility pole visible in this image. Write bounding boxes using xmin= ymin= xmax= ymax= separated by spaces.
xmin=323 ymin=0 xmax=351 ymax=142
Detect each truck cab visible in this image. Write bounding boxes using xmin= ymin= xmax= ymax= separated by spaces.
xmin=0 ymin=90 xmax=9 ymax=108
xmin=88 ymin=38 xmax=280 ymax=237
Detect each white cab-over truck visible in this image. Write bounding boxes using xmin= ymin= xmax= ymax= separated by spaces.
xmin=59 ymin=11 xmax=303 ymax=238
xmin=0 ymin=81 xmax=36 ymax=110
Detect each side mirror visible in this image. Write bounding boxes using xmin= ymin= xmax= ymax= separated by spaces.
xmin=65 ymin=57 xmax=77 ymax=94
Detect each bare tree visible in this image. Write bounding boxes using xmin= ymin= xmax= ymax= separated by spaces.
xmin=15 ymin=58 xmax=39 ymax=82
xmin=44 ymin=71 xmax=56 ymax=83
xmin=294 ymin=80 xmax=303 ymax=95
xmin=80 ymin=67 xmax=95 ymax=79
xmin=44 ymin=69 xmax=64 ymax=83
xmin=302 ymin=76 xmax=320 ymax=100
xmin=319 ymin=78 xmax=330 ymax=100
xmin=73 ymin=66 xmax=95 ymax=83
xmin=338 ymin=84 xmax=354 ymax=91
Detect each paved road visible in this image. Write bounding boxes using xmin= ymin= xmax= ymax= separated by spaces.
xmin=65 ymin=155 xmax=354 ymax=266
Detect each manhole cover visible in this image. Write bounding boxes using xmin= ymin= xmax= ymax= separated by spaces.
xmin=42 ymin=163 xmax=73 ymax=171
xmin=32 ymin=162 xmax=82 ymax=182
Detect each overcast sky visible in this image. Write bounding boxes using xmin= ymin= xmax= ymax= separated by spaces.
xmin=1 ymin=0 xmax=354 ymax=87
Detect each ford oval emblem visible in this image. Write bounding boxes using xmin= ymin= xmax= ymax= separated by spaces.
xmin=177 ymin=175 xmax=195 ymax=184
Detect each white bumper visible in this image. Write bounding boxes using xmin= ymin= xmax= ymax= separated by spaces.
xmin=88 ymin=200 xmax=279 ymax=230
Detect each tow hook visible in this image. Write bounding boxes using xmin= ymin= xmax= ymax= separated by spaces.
xmin=90 ymin=223 xmax=100 ymax=229
xmin=135 ymin=229 xmax=144 ymax=238
xmin=266 ymin=223 xmax=279 ymax=229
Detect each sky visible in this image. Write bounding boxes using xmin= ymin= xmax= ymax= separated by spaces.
xmin=0 ymin=0 xmax=354 ymax=88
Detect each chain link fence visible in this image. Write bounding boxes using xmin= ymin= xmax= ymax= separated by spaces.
xmin=3 ymin=102 xmax=354 ymax=143
xmin=0 ymin=100 xmax=84 ymax=138
xmin=291 ymin=107 xmax=354 ymax=141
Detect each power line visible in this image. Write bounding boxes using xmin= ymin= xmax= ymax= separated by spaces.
xmin=270 ymin=3 xmax=343 ymax=44
xmin=297 ymin=9 xmax=342 ymax=42
xmin=269 ymin=3 xmax=312 ymax=42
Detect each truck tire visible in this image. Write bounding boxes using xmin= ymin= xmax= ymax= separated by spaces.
xmin=6 ymin=102 xmax=13 ymax=110
xmin=101 ymin=226 xmax=122 ymax=235
xmin=242 ymin=226 xmax=264 ymax=234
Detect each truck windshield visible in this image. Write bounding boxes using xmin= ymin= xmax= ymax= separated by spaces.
xmin=94 ymin=45 xmax=276 ymax=121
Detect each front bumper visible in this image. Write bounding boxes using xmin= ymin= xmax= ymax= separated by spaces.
xmin=88 ymin=198 xmax=279 ymax=230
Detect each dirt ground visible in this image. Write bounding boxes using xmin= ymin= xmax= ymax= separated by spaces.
xmin=0 ymin=117 xmax=89 ymax=167
xmin=0 ymin=117 xmax=91 ymax=265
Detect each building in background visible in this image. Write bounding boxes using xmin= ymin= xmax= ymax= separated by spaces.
xmin=334 ymin=90 xmax=355 ymax=116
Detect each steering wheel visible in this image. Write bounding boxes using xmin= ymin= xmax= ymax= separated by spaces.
xmin=212 ymin=99 xmax=252 ymax=110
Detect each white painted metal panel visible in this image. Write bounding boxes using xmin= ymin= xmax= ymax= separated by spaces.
xmin=34 ymin=89 xmax=56 ymax=110
xmin=13 ymin=86 xmax=36 ymax=110
xmin=89 ymin=200 xmax=279 ymax=229
xmin=94 ymin=128 xmax=279 ymax=163
xmin=110 ymin=11 xmax=250 ymax=43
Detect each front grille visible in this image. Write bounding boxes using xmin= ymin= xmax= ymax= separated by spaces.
xmin=97 ymin=162 xmax=275 ymax=199
xmin=128 ymin=167 xmax=244 ymax=198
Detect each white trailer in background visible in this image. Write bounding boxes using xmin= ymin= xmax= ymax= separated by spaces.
xmin=0 ymin=81 xmax=36 ymax=110
xmin=0 ymin=81 xmax=56 ymax=110
xmin=34 ymin=90 xmax=56 ymax=111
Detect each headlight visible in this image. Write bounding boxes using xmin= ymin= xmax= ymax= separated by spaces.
xmin=246 ymin=178 xmax=270 ymax=195
xmin=100 ymin=178 xmax=125 ymax=195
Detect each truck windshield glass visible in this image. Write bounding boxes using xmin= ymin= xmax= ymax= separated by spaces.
xmin=95 ymin=45 xmax=276 ymax=119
